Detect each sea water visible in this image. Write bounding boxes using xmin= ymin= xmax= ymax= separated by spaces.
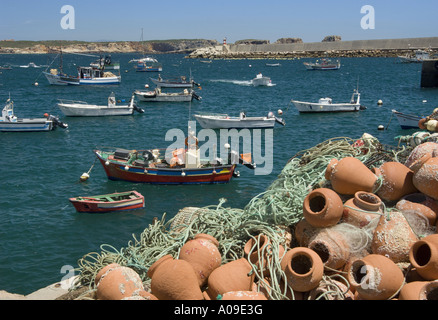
xmin=0 ymin=53 xmax=436 ymax=295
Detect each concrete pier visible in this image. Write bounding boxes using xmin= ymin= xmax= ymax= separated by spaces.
xmin=187 ymin=37 xmax=438 ymax=59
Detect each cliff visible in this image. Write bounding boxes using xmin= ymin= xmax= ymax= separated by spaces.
xmin=0 ymin=39 xmax=219 ymax=54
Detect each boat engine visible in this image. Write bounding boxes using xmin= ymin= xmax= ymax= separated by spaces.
xmin=274 ymin=117 xmax=286 ymax=126
xmin=360 ymin=105 xmax=367 ymax=110
xmin=133 ymin=103 xmax=145 ymax=113
xmin=47 ymin=114 xmax=68 ymax=129
xmin=192 ymin=92 xmax=202 ymax=101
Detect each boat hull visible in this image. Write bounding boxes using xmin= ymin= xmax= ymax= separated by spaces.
xmin=252 ymin=77 xmax=271 ymax=86
xmin=150 ymin=78 xmax=194 ymax=88
xmin=194 ymin=115 xmax=276 ymax=129
xmin=134 ymin=91 xmax=193 ymax=102
xmin=392 ymin=110 xmax=422 ymax=129
xmin=0 ymin=119 xmax=54 ymax=132
xmin=292 ymin=101 xmax=361 ymax=113
xmin=57 ymin=103 xmax=134 ymax=116
xmin=69 ymin=191 xmax=144 ymax=213
xmin=95 ymin=151 xmax=236 ymax=184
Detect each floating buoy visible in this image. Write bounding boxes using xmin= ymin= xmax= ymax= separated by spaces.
xmin=145 ymin=84 xmax=149 ymax=88
xmin=278 ymin=109 xmax=283 ymax=115
xmin=378 ymin=125 xmax=385 ymax=130
xmin=34 ymin=82 xmax=38 ymax=86
xmin=377 ymin=100 xmax=383 ymax=106
xmin=80 ymin=172 xmax=90 ymax=182
xmin=423 ymin=100 xmax=427 ymax=103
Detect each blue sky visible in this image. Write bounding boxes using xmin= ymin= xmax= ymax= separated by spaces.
xmin=0 ymin=0 xmax=437 ymax=43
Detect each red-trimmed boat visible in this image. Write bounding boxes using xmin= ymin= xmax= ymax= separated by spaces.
xmin=69 ymin=190 xmax=144 ymax=213
xmin=94 ymin=146 xmax=254 ymax=185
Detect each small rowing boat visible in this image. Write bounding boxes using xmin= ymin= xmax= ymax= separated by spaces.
xmin=69 ymin=190 xmax=145 ymax=213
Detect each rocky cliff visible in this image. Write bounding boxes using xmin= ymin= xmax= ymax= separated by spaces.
xmin=0 ymin=39 xmax=219 ymax=54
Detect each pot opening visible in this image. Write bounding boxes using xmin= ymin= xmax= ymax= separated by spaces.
xmin=309 ymin=195 xmax=326 ymax=213
xmin=427 ymin=286 xmax=438 ymax=300
xmin=350 ymin=261 xmax=368 ymax=285
xmin=358 ymin=192 xmax=380 ymax=205
xmin=310 ymin=242 xmax=329 ymax=264
xmin=414 ymin=243 xmax=432 ymax=266
xmin=404 ymin=193 xmax=427 ymax=204
xmin=291 ymin=254 xmax=312 ymax=275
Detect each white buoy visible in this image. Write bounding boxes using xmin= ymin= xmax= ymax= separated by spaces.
xmin=34 ymin=82 xmax=38 ymax=86
xmin=377 ymin=100 xmax=383 ymax=106
xmin=105 ymin=160 xmax=110 ymax=165
xmin=224 ymin=143 xmax=230 ymax=149
xmin=423 ymin=100 xmax=427 ymax=103
xmin=80 ymin=172 xmax=90 ymax=182
xmin=378 ymin=125 xmax=384 ymax=130
xmin=181 ymin=172 xmax=186 ymax=176
xmin=278 ymin=109 xmax=283 ymax=115
xmin=145 ymin=84 xmax=149 ymax=88
xmin=124 ymin=165 xmax=129 ymax=170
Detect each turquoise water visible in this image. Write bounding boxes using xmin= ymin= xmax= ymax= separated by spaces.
xmin=0 ymin=53 xmax=436 ymax=295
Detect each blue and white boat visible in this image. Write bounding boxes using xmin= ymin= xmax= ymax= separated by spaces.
xmin=0 ymin=97 xmax=68 ymax=132
xmin=130 ymin=57 xmax=163 ymax=72
xmin=43 ymin=65 xmax=121 ymax=85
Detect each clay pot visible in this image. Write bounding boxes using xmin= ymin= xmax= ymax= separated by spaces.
xmin=206 ymin=258 xmax=255 ymax=300
xmin=343 ymin=191 xmax=382 ymax=228
xmin=371 ymin=210 xmax=418 ymax=263
xmin=219 ymin=291 xmax=267 ymax=300
xmin=404 ymin=142 xmax=438 ymax=168
xmin=178 ymin=233 xmax=222 ymax=287
xmin=373 ymin=162 xmax=418 ymax=202
xmin=280 ymin=247 xmax=324 ymax=292
xmin=302 ymin=188 xmax=343 ymax=228
xmin=294 ymin=219 xmax=320 ymax=247
xmin=346 ymin=254 xmax=405 ymax=300
xmin=419 ymin=280 xmax=438 ymax=300
xmin=147 ymin=254 xmax=204 ymax=300
xmin=308 ymin=279 xmax=354 ymax=300
xmin=410 ymin=154 xmax=438 ymax=200
xmin=398 ymin=281 xmax=429 ymax=300
xmin=409 ymin=234 xmax=438 ymax=280
xmin=94 ymin=263 xmax=121 ymax=285
xmin=96 ymin=266 xmax=145 ymax=300
xmin=396 ymin=193 xmax=438 ymax=227
xmin=325 ymin=157 xmax=378 ymax=195
xmin=243 ymin=234 xmax=285 ymax=277
xmin=308 ymin=228 xmax=351 ymax=270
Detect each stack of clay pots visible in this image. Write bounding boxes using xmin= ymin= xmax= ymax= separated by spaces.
xmin=293 ymin=142 xmax=438 ymax=300
xmin=92 ymin=141 xmax=438 ymax=300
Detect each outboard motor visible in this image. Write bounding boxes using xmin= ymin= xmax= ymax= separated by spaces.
xmin=192 ymin=92 xmax=202 ymax=101
xmin=360 ymin=105 xmax=367 ymax=110
xmin=274 ymin=116 xmax=286 ymax=126
xmin=133 ymin=102 xmax=144 ymax=113
xmin=47 ymin=114 xmax=68 ymax=129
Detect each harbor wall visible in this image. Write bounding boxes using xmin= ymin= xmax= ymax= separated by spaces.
xmin=187 ymin=37 xmax=438 ymax=59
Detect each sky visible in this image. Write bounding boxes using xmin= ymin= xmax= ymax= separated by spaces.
xmin=0 ymin=0 xmax=437 ymax=43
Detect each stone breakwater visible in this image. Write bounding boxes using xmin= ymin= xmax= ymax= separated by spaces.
xmin=186 ymin=37 xmax=438 ymax=59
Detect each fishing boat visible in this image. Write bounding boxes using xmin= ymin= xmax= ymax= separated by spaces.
xmin=266 ymin=63 xmax=281 ymax=67
xmin=251 ymin=73 xmax=271 ymax=86
xmin=131 ymin=57 xmax=163 ymax=72
xmin=20 ymin=62 xmax=40 ymax=68
xmin=291 ymin=89 xmax=365 ymax=113
xmin=69 ymin=190 xmax=145 ymax=213
xmin=57 ymin=92 xmax=144 ymax=117
xmin=44 ymin=65 xmax=121 ymax=85
xmin=397 ymin=49 xmax=430 ymax=63
xmin=94 ymin=143 xmax=255 ymax=184
xmin=0 ymin=97 xmax=68 ymax=132
xmin=303 ymin=58 xmax=341 ymax=70
xmin=90 ymin=55 xmax=120 ymax=70
xmin=134 ymin=87 xmax=201 ymax=102
xmin=150 ymin=75 xmax=200 ymax=88
xmin=391 ymin=109 xmax=423 ymax=129
xmin=194 ymin=111 xmax=285 ymax=129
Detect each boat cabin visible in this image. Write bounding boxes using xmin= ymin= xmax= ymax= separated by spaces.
xmin=78 ymin=67 xmax=103 ymax=79
xmin=1 ymin=100 xmax=17 ymax=122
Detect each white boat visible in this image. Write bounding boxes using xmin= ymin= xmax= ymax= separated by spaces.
xmin=44 ymin=66 xmax=121 ymax=86
xmin=131 ymin=57 xmax=163 ymax=72
xmin=194 ymin=111 xmax=285 ymax=129
xmin=0 ymin=97 xmax=68 ymax=132
xmin=134 ymin=88 xmax=201 ymax=102
xmin=57 ymin=93 xmax=144 ymax=117
xmin=397 ymin=50 xmax=430 ymax=63
xmin=252 ymin=73 xmax=271 ymax=86
xmin=266 ymin=63 xmax=281 ymax=67
xmin=150 ymin=75 xmax=200 ymax=88
xmin=303 ymin=58 xmax=341 ymax=70
xmin=292 ymin=90 xmax=365 ymax=113
xmin=20 ymin=62 xmax=40 ymax=68
xmin=391 ymin=109 xmax=422 ymax=129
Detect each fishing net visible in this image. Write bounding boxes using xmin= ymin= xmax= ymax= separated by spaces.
xmin=72 ymin=133 xmax=422 ymax=300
